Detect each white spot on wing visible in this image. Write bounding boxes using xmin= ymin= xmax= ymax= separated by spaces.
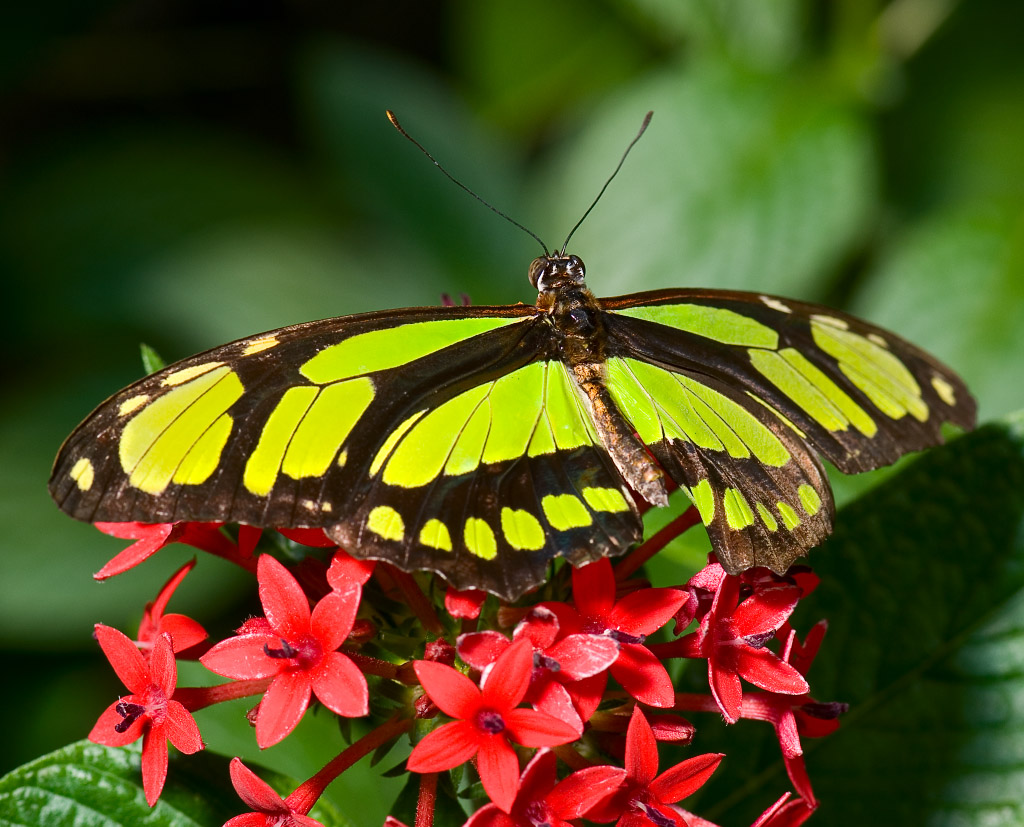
xmin=760 ymin=296 xmax=792 ymax=314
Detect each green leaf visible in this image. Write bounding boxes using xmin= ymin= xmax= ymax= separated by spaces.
xmin=139 ymin=343 xmax=166 ymax=375
xmin=689 ymin=413 xmax=1024 ymax=825
xmin=0 ymin=740 xmax=348 ymax=827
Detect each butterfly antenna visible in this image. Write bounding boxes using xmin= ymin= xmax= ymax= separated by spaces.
xmin=559 ymin=111 xmax=653 ymax=255
xmin=386 ymin=110 xmax=550 ymax=256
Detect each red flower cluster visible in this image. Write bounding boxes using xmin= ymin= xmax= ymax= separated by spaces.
xmin=85 ymin=517 xmax=843 ymax=826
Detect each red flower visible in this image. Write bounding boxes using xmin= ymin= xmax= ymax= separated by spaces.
xmin=655 ymin=572 xmax=808 ymax=723
xmin=200 ymin=554 xmax=368 ymax=747
xmin=446 ymin=586 xmax=488 ymax=619
xmin=94 ymin=521 xmax=237 ymax=579
xmin=326 ymin=548 xmax=376 ymax=590
xmin=464 ymin=749 xmax=627 ymax=827
xmin=407 ymin=638 xmax=580 ymax=813
xmin=88 ymin=627 xmax=203 ymax=805
xmin=734 ymin=621 xmax=845 ymax=805
xmin=458 ymin=605 xmax=619 ymax=734
xmin=225 ymin=757 xmax=323 ymax=827
xmin=587 ymin=708 xmax=723 ymax=827
xmin=546 ymin=559 xmax=686 ymax=708
xmin=676 ymin=791 xmax=814 ymax=827
xmin=749 ymin=792 xmax=816 ymax=827
xmin=136 ymin=558 xmax=207 ymax=654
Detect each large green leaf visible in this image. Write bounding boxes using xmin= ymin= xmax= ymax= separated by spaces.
xmin=686 ymin=413 xmax=1024 ymax=825
xmin=0 ymin=741 xmax=348 ymax=827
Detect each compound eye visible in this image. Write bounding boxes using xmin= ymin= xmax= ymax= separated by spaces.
xmin=528 ymin=256 xmax=549 ymax=289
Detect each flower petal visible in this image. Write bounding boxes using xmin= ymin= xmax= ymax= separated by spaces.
xmin=624 ymin=707 xmax=660 ymax=786
xmin=515 ymin=606 xmax=560 ymax=650
xmin=229 ymin=757 xmax=289 ymax=812
xmin=414 ymin=660 xmax=481 ymax=719
xmin=564 ymin=672 xmax=607 ymax=724
xmin=149 ymin=634 xmax=178 ymax=694
xmin=157 ymin=614 xmax=209 ymax=652
xmin=709 ymin=661 xmax=743 ymax=724
xmin=547 ymin=765 xmax=628 ymax=819
xmin=503 ymin=708 xmax=579 ymax=747
xmin=407 ymin=721 xmax=480 ymax=772
xmin=164 ymin=700 xmax=203 ymax=754
xmin=95 ymin=624 xmax=151 ymax=694
xmin=224 ymin=814 xmax=273 ymax=827
xmin=311 ymin=652 xmax=369 ymax=717
xmin=141 ymin=727 xmax=169 ymax=806
xmin=649 ymin=752 xmax=724 ymax=802
xmin=612 ymin=644 xmax=676 ymax=708
xmin=258 ymin=555 xmax=311 ymax=639
xmin=516 ymin=749 xmax=559 ymax=804
xmin=735 ymin=647 xmax=810 ymax=695
xmin=476 ymin=736 xmax=521 ymax=813
xmin=457 ymin=631 xmax=510 ymax=671
xmin=94 ymin=522 xmax=177 ymax=579
xmin=548 ymin=633 xmax=619 ymax=680
xmin=607 ymin=588 xmax=687 ymax=636
xmin=463 ymin=803 xmax=515 ymax=827
xmin=571 ymin=559 xmax=615 ymax=618
xmin=310 ymin=589 xmax=359 ymax=652
xmin=445 ymin=587 xmax=487 ymax=619
xmin=529 ymin=680 xmax=583 ymax=736
xmin=481 ymin=638 xmax=533 ymax=711
xmin=200 ymin=633 xmax=282 ymax=680
xmin=255 ymin=670 xmax=312 ymax=748
xmin=730 ymin=587 xmax=801 ymax=638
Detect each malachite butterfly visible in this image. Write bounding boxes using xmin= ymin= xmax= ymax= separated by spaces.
xmin=49 ymin=117 xmax=976 ymax=601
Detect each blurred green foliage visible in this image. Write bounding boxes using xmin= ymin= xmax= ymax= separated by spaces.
xmin=2 ymin=0 xmax=1022 ymax=823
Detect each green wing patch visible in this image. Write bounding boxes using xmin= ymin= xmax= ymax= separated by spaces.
xmin=329 ymin=360 xmax=641 ymax=599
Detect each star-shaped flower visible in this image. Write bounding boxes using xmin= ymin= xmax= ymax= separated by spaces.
xmin=545 ymin=559 xmax=686 ymax=708
xmin=407 ymin=638 xmax=580 ymax=812
xmin=224 ymin=757 xmax=323 ymax=827
xmin=88 ymin=627 xmax=203 ymax=805
xmin=200 ymin=554 xmax=368 ymax=747
xmin=464 ymin=749 xmax=626 ymax=827
xmin=655 ymin=572 xmax=808 ymax=723
xmin=458 ymin=605 xmax=620 ymax=734
xmin=587 ymin=707 xmax=723 ymax=827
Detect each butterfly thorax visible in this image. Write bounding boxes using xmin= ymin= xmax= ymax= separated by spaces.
xmin=531 ymin=253 xmax=670 ymax=508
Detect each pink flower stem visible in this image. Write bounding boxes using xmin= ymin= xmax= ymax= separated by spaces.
xmin=380 ymin=563 xmax=444 ymax=635
xmin=672 ymin=692 xmax=726 ymax=714
xmin=614 ymin=507 xmax=700 ymax=579
xmin=203 ymin=544 xmax=259 ymax=576
xmin=347 ymin=651 xmax=406 ymax=682
xmin=285 ymin=715 xmax=413 ymax=816
xmin=415 ymin=771 xmax=438 ymax=827
xmin=172 ymin=678 xmax=273 ymax=711
xmin=552 ymin=744 xmax=598 ymax=771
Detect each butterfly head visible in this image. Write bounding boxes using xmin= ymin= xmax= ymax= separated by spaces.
xmin=529 ymin=254 xmax=586 ymax=294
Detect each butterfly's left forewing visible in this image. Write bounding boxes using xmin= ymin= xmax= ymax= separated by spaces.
xmin=50 ymin=304 xmax=643 ymax=600
xmin=600 ymin=288 xmax=975 ymax=574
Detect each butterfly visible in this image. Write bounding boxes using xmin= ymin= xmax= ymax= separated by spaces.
xmin=49 ymin=114 xmax=976 ymax=601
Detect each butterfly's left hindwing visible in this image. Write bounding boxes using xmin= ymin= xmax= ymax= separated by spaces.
xmin=50 ymin=305 xmax=643 ymax=600
xmin=601 ymin=288 xmax=975 ymax=575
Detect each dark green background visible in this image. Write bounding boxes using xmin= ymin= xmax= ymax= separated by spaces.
xmin=2 ymin=1 xmax=1023 ymax=824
